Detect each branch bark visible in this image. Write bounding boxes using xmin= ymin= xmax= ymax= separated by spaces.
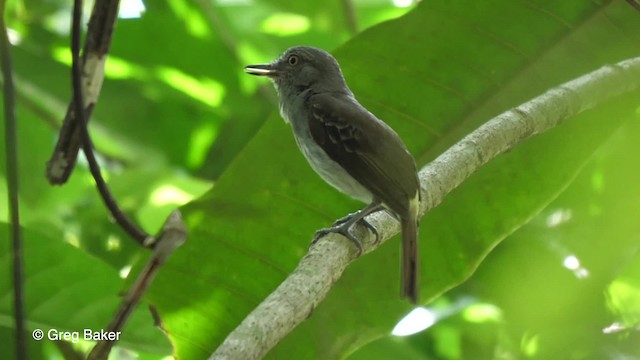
xmin=88 ymin=211 xmax=188 ymax=360
xmin=67 ymin=0 xmax=150 ymax=245
xmin=46 ymin=0 xmax=120 ymax=185
xmin=210 ymin=57 xmax=640 ymax=360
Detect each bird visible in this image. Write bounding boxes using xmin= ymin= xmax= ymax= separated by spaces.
xmin=244 ymin=46 xmax=421 ymax=303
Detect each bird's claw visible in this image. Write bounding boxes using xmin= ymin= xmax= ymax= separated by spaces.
xmin=310 ymin=216 xmax=379 ymax=255
xmin=360 ymin=218 xmax=380 ymax=244
xmin=312 ymin=225 xmax=363 ymax=255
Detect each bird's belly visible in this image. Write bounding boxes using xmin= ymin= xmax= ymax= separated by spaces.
xmin=294 ymin=134 xmax=373 ymax=204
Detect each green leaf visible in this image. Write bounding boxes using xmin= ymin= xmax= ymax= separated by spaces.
xmin=0 ymin=225 xmax=170 ymax=355
xmin=147 ymin=0 xmax=640 ymax=358
xmin=454 ymin=119 xmax=640 ymax=359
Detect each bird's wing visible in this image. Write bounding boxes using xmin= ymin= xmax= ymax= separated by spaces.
xmin=307 ymin=92 xmax=419 ymax=216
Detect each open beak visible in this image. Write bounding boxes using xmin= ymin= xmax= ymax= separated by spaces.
xmin=244 ymin=64 xmax=278 ymax=77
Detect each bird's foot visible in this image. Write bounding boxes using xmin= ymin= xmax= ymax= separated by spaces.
xmin=312 ymin=223 xmax=363 ymax=254
xmin=331 ymin=211 xmax=360 ymax=227
xmin=310 ymin=211 xmax=380 ymax=254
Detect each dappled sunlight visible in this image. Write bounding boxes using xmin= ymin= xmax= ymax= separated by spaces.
xmin=52 ymin=47 xmax=146 ymax=80
xmin=105 ymin=234 xmax=122 ymax=251
xmin=187 ymin=122 xmax=218 ymax=169
xmin=150 ymin=185 xmax=194 ymax=206
xmin=64 ymin=230 xmax=81 ymax=248
xmin=392 ymin=0 xmax=414 ymax=8
xmin=156 ymin=66 xmax=225 ymax=107
xmin=0 ymin=177 xmax=6 ymax=222
xmin=43 ymin=8 xmax=71 ymax=35
xmin=237 ymin=42 xmax=270 ymax=94
xmin=138 ymin=175 xmax=212 ymax=231
xmin=51 ymin=46 xmax=72 ymax=66
xmin=392 ymin=307 xmax=437 ymax=336
xmin=462 ymin=302 xmax=502 ymax=323
xmin=544 ymin=214 xmax=592 ymax=279
xmin=521 ymin=333 xmax=539 ymax=357
xmin=602 ymin=322 xmax=626 ymax=334
xmin=7 ymin=28 xmax=21 ymax=45
xmin=52 ymin=46 xmax=228 ymax=108
xmin=260 ymin=13 xmax=311 ymax=36
xmin=563 ymin=254 xmax=589 ymax=279
xmin=120 ymin=0 xmax=146 ymax=19
xmin=166 ymin=0 xmax=209 ymax=38
xmin=546 ymin=208 xmax=572 ymax=227
xmin=393 ymin=297 xmax=490 ymax=336
xmin=119 ymin=265 xmax=132 ymax=279
xmin=104 ymin=56 xmax=146 ymax=79
xmin=606 ymin=278 xmax=640 ymax=332
xmin=42 ymin=0 xmax=146 ymax=34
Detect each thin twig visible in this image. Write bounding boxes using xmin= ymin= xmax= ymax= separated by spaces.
xmin=47 ymin=0 xmax=120 ymax=185
xmin=8 ymin=74 xmax=135 ymax=168
xmin=88 ymin=211 xmax=188 ymax=360
xmin=0 ymin=4 xmax=27 ymax=359
xmin=210 ymin=57 xmax=640 ymax=359
xmin=70 ymin=0 xmax=151 ymax=245
xmin=68 ymin=2 xmax=182 ymax=358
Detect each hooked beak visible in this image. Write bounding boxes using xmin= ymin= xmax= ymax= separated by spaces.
xmin=244 ymin=63 xmax=278 ymax=77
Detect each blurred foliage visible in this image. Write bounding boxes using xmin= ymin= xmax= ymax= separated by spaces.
xmin=0 ymin=0 xmax=639 ymax=359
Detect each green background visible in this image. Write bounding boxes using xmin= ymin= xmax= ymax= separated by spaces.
xmin=1 ymin=0 xmax=639 ymax=359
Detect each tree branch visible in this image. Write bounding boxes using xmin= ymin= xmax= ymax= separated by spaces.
xmin=88 ymin=210 xmax=188 ymax=360
xmin=67 ymin=3 xmax=182 ymax=358
xmin=210 ymin=57 xmax=640 ymax=359
xmin=625 ymin=0 xmax=640 ymax=12
xmin=46 ymin=0 xmax=120 ymax=185
xmin=69 ymin=0 xmax=150 ymax=245
xmin=0 ymin=3 xmax=27 ymax=359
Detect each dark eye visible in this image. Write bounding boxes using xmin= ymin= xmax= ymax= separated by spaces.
xmin=288 ymin=55 xmax=299 ymax=66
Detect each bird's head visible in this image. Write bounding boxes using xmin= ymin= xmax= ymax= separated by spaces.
xmin=244 ymin=46 xmax=350 ymax=97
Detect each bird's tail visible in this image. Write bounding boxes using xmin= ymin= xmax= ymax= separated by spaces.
xmin=401 ymin=194 xmax=420 ymax=304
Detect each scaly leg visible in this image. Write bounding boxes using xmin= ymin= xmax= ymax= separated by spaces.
xmin=311 ymin=201 xmax=385 ymax=254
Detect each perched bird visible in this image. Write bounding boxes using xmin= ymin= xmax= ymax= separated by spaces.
xmin=245 ymin=46 xmax=421 ymax=303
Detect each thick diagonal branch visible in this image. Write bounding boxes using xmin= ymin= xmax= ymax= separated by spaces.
xmin=210 ymin=57 xmax=640 ymax=360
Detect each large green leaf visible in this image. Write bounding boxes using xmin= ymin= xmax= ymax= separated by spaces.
xmin=0 ymin=224 xmax=170 ymax=356
xmin=403 ymin=119 xmax=640 ymax=359
xmin=2 ymin=0 xmax=414 ymax=358
xmin=147 ymin=0 xmax=640 ymax=358
xmin=2 ymin=0 xmax=639 ymax=358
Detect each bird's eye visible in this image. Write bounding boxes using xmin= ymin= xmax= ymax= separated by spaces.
xmin=288 ymin=55 xmax=299 ymax=66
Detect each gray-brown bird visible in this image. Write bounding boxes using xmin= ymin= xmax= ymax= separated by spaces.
xmin=245 ymin=46 xmax=421 ymax=303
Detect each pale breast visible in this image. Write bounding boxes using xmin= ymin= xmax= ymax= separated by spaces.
xmin=294 ymin=132 xmax=373 ymax=204
xmin=280 ymin=97 xmax=373 ymax=204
